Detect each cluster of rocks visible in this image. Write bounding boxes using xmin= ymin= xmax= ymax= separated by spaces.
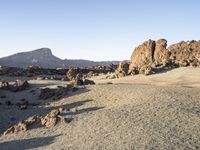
xmin=128 ymin=39 xmax=200 ymax=75
xmin=0 ymin=98 xmax=38 ymax=110
xmin=106 ymin=61 xmax=130 ymax=79
xmin=39 ymin=86 xmax=68 ymax=100
xmin=0 ymin=80 xmax=30 ymax=92
xmin=66 ymin=68 xmax=95 ymax=86
xmin=3 ymin=108 xmax=69 ymax=135
xmin=0 ymin=65 xmax=116 ymax=77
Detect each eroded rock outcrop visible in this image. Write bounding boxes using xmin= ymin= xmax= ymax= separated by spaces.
xmin=168 ymin=40 xmax=200 ymax=67
xmin=106 ymin=61 xmax=130 ymax=79
xmin=129 ymin=39 xmax=200 ymax=75
xmin=115 ymin=61 xmax=129 ymax=78
xmin=129 ymin=40 xmax=155 ymax=74
xmin=154 ymin=39 xmax=170 ymax=65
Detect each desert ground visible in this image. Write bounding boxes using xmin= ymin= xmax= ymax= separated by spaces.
xmin=0 ymin=67 xmax=200 ymax=150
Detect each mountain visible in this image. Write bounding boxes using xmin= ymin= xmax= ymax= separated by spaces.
xmin=0 ymin=48 xmax=119 ymax=68
xmin=63 ymin=59 xmax=119 ymax=67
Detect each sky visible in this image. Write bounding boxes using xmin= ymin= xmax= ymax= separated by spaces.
xmin=0 ymin=0 xmax=200 ymax=61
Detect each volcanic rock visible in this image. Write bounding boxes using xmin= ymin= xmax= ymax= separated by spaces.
xmin=3 ymin=121 xmax=27 ymax=135
xmin=10 ymin=80 xmax=30 ymax=92
xmin=82 ymin=79 xmax=95 ymax=85
xmin=115 ymin=61 xmax=129 ymax=78
xmin=66 ymin=68 xmax=76 ymax=81
xmin=129 ymin=40 xmax=155 ymax=73
xmin=16 ymin=99 xmax=29 ymax=110
xmin=39 ymin=86 xmax=68 ymax=100
xmin=129 ymin=39 xmax=200 ymax=75
xmin=0 ymin=81 xmax=9 ymax=89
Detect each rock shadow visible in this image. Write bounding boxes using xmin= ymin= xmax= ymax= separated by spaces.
xmin=0 ymin=135 xmax=60 ymax=150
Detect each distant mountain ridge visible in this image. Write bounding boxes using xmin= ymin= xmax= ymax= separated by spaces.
xmin=0 ymin=48 xmax=119 ymax=68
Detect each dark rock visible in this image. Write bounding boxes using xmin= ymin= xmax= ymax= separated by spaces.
xmin=5 ymin=100 xmax=12 ymax=106
xmin=39 ymin=86 xmax=68 ymax=100
xmin=0 ymin=81 xmax=9 ymax=89
xmin=10 ymin=80 xmax=30 ymax=92
xmin=16 ymin=99 xmax=29 ymax=110
xmin=82 ymin=79 xmax=95 ymax=85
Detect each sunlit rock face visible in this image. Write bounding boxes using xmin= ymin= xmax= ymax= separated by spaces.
xmin=129 ymin=39 xmax=200 ymax=75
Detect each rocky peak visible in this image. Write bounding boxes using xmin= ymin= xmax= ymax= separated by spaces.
xmin=29 ymin=48 xmax=53 ymax=56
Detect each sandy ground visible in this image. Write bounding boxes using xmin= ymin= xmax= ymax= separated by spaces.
xmin=0 ymin=67 xmax=200 ymax=150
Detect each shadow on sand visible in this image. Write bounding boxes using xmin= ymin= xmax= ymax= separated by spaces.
xmin=0 ymin=135 xmax=60 ymax=150
xmin=0 ymin=97 xmax=104 ymax=134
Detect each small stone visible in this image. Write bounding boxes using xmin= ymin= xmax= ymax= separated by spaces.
xmin=5 ymin=100 xmax=12 ymax=106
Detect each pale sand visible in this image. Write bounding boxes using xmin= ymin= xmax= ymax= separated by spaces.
xmin=0 ymin=67 xmax=200 ymax=150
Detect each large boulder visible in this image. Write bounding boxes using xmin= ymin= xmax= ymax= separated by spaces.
xmin=154 ymin=39 xmax=170 ymax=65
xmin=129 ymin=40 xmax=155 ymax=74
xmin=168 ymin=40 xmax=200 ymax=67
xmin=115 ymin=61 xmax=129 ymax=78
xmin=0 ymin=81 xmax=9 ymax=89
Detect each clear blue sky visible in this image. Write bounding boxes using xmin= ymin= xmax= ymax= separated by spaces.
xmin=0 ymin=0 xmax=200 ymax=61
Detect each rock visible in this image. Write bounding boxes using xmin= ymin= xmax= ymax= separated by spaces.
xmin=10 ymin=80 xmax=30 ymax=92
xmin=82 ymin=79 xmax=95 ymax=85
xmin=129 ymin=39 xmax=155 ymax=74
xmin=154 ymin=39 xmax=170 ymax=65
xmin=16 ymin=99 xmax=29 ymax=110
xmin=106 ymin=82 xmax=113 ymax=84
xmin=115 ymin=61 xmax=129 ymax=78
xmin=3 ymin=121 xmax=27 ymax=135
xmin=168 ymin=40 xmax=200 ymax=67
xmin=0 ymin=95 xmax=6 ymax=99
xmin=36 ymin=76 xmax=45 ymax=80
xmin=39 ymin=86 xmax=68 ymax=100
xmin=3 ymin=108 xmax=69 ymax=135
xmin=41 ymin=115 xmax=58 ymax=128
xmin=71 ymin=73 xmax=84 ymax=85
xmin=26 ymin=115 xmax=41 ymax=125
xmin=41 ymin=109 xmax=66 ymax=127
xmin=72 ymin=87 xmax=78 ymax=92
xmin=129 ymin=67 xmax=138 ymax=76
xmin=129 ymin=39 xmax=200 ymax=75
xmin=106 ymin=73 xmax=117 ymax=79
xmin=5 ymin=100 xmax=12 ymax=106
xmin=0 ymin=81 xmax=9 ymax=89
xmin=66 ymin=67 xmax=76 ymax=81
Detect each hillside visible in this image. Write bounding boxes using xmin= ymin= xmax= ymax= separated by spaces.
xmin=0 ymin=48 xmax=119 ymax=68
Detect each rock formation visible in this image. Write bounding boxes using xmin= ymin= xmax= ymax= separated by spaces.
xmin=66 ymin=67 xmax=77 ymax=81
xmin=39 ymin=86 xmax=68 ymax=100
xmin=129 ymin=39 xmax=200 ymax=75
xmin=3 ymin=109 xmax=68 ymax=135
xmin=115 ymin=61 xmax=129 ymax=78
xmin=0 ymin=81 xmax=9 ymax=89
xmin=10 ymin=80 xmax=30 ymax=92
xmin=0 ymin=80 xmax=29 ymax=91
